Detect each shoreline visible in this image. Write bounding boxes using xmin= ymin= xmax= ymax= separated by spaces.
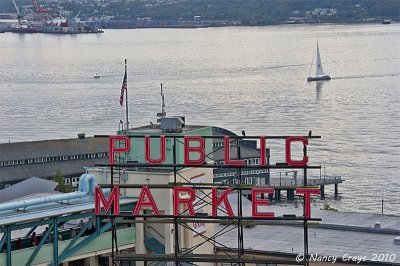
xmin=1 ymin=19 xmax=397 ymax=34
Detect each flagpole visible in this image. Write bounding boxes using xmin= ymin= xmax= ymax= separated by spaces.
xmin=124 ymin=59 xmax=129 ymax=131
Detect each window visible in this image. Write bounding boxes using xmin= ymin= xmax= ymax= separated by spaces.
xmin=35 ymin=158 xmax=46 ymax=163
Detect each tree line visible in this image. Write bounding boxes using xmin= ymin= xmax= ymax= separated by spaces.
xmin=1 ymin=0 xmax=399 ymax=24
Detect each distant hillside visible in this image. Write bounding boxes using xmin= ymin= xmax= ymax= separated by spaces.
xmin=1 ymin=0 xmax=399 ymax=25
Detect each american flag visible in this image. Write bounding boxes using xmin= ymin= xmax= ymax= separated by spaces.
xmin=119 ymin=70 xmax=127 ymax=106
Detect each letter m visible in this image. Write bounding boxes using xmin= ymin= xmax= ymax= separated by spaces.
xmin=95 ymin=186 xmax=120 ymax=215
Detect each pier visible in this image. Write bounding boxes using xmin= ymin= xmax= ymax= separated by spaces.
xmin=268 ymin=175 xmax=342 ymax=201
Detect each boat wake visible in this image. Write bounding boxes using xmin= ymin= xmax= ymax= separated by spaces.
xmin=333 ymin=73 xmax=400 ymax=80
xmin=264 ymin=64 xmax=305 ymax=70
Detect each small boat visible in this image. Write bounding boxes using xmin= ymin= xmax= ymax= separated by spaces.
xmin=10 ymin=20 xmax=39 ymax=33
xmin=93 ymin=74 xmax=101 ymax=79
xmin=307 ymin=42 xmax=331 ymax=82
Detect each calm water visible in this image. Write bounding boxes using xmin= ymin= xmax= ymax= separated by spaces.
xmin=0 ymin=24 xmax=399 ymax=214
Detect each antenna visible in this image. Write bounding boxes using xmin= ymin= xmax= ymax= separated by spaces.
xmin=156 ymin=83 xmax=166 ymax=122
xmin=161 ymin=83 xmax=165 ymax=115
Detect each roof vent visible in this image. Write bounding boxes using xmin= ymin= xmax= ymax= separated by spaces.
xmin=160 ymin=117 xmax=184 ymax=133
xmin=78 ymin=133 xmax=86 ymax=140
xmin=373 ymin=222 xmax=381 ymax=230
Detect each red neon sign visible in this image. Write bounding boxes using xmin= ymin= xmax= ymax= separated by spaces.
xmin=133 ymin=186 xmax=160 ymax=215
xmin=108 ymin=136 xmax=130 ymax=165
xmin=184 ymin=136 xmax=206 ymax=165
xmin=145 ymin=135 xmax=166 ymax=164
xmin=95 ymin=186 xmax=320 ymax=219
xmin=285 ymin=136 xmax=309 ymax=167
xmin=108 ymin=135 xmax=310 ymax=167
xmin=95 ymin=186 xmax=119 ymax=215
xmin=251 ymin=188 xmax=274 ymax=218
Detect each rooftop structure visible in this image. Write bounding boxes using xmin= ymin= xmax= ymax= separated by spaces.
xmin=0 ymin=135 xmax=108 ymax=189
xmin=0 ymin=176 xmax=58 ymax=203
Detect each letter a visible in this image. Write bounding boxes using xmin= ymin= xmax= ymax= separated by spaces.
xmin=133 ymin=186 xmax=160 ymax=215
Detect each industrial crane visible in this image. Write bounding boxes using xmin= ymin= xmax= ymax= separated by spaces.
xmin=11 ymin=0 xmax=22 ymax=22
xmin=32 ymin=0 xmax=48 ymax=13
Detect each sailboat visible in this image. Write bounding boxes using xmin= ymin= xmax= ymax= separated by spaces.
xmin=307 ymin=42 xmax=331 ymax=82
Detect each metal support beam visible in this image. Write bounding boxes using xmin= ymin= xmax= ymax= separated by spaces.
xmin=6 ymin=226 xmax=12 ymax=266
xmin=57 ymin=216 xmax=96 ymax=263
xmin=276 ymin=189 xmax=281 ymax=201
xmin=26 ymin=224 xmax=54 ymax=266
xmin=303 ymin=141 xmax=309 ymax=266
xmin=25 ymin=226 xmax=38 ymax=238
xmin=53 ymin=218 xmax=59 ymax=266
xmin=287 ymin=189 xmax=295 ymax=201
xmin=57 ymin=221 xmax=112 ymax=264
xmin=0 ymin=231 xmax=6 ymax=251
xmin=320 ymin=185 xmax=325 ymax=200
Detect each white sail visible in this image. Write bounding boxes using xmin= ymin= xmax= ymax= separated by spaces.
xmin=307 ymin=42 xmax=331 ymax=82
xmin=316 ymin=42 xmax=325 ymax=76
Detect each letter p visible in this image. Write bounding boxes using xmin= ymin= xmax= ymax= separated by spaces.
xmin=109 ymin=135 xmax=130 ymax=164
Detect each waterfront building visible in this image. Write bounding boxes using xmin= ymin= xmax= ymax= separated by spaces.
xmin=0 ymin=134 xmax=108 ymax=189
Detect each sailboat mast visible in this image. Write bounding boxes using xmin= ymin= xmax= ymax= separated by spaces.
xmin=316 ymin=42 xmax=320 ymax=76
xmin=309 ymin=48 xmax=315 ymax=75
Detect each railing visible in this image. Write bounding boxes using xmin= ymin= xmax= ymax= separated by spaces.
xmin=144 ymin=231 xmax=165 ymax=254
xmin=145 ymin=229 xmax=167 ymax=266
xmin=269 ymin=175 xmax=342 ymax=187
